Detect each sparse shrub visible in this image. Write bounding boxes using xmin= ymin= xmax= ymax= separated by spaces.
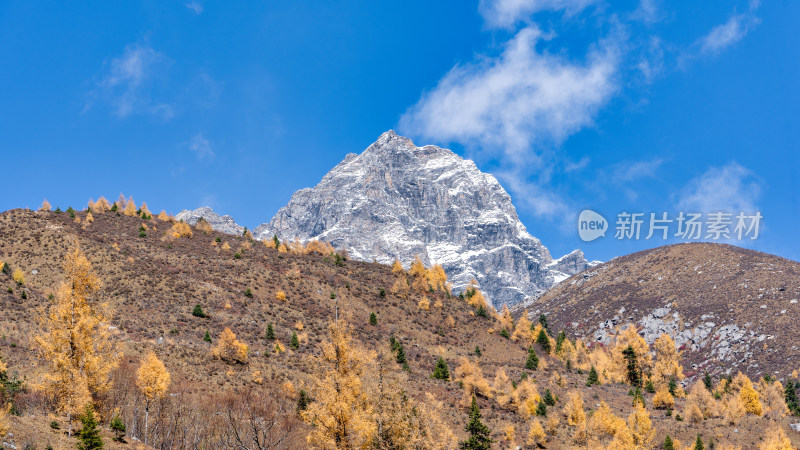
xmin=110 ymin=414 xmax=126 ymax=442
xmin=244 ymin=288 xmax=253 ymax=298
xmin=474 ymin=345 xmax=481 ymax=356
xmin=290 ymin=332 xmax=300 ymax=349
xmin=693 ymin=434 xmax=703 ymax=450
xmin=234 ymin=252 xmax=242 ymax=259
xmin=138 ymin=225 xmax=147 ymax=238
xmin=266 ymin=323 xmax=275 ymax=340
xmin=215 ymin=236 xmax=222 ymax=243
xmin=329 ymin=291 xmax=336 ymax=299
xmin=297 ymin=389 xmax=310 ymax=411
xmin=369 ymin=312 xmax=377 ymax=325
xmin=20 ymin=290 xmax=26 ymax=300
xmin=203 ymin=330 xmax=212 ymax=343
xmin=171 ymin=221 xmax=193 ymax=238
xmin=418 ymin=296 xmax=430 ymax=311
xmin=49 ymin=420 xmax=60 ymax=430
xmin=499 ymin=328 xmax=509 ymax=339
xmin=379 ymin=288 xmax=386 ymax=297
xmin=1 ymin=263 xmax=9 ymax=275
xmin=12 ymin=269 xmax=24 ymax=286
xmin=476 ymin=306 xmax=488 ymax=318
xmin=535 ymin=400 xmax=547 ymax=417
xmin=192 ymin=304 xmax=206 ymax=318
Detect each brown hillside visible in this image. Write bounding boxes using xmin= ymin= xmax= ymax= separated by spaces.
xmin=0 ymin=209 xmax=799 ymax=449
xmin=523 ymin=242 xmax=800 ymax=380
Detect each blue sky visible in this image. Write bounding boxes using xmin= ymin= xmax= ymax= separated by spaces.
xmin=1 ymin=1 xmax=797 ymax=263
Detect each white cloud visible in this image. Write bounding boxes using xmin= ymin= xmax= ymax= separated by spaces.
xmin=187 ymin=133 xmax=214 ymax=160
xmin=677 ymin=162 xmax=762 ymax=214
xmin=400 ymin=26 xmax=618 ymax=165
xmin=612 ymin=158 xmax=663 ymax=183
xmin=479 ymin=0 xmax=596 ymax=29
xmin=698 ymin=13 xmax=759 ymax=55
xmin=186 ymin=1 xmax=203 ymax=14
xmin=91 ymin=44 xmax=169 ymax=118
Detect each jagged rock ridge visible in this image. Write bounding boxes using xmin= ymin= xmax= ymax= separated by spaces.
xmin=175 ymin=206 xmax=245 ymax=236
xmin=253 ymin=130 xmax=594 ymax=307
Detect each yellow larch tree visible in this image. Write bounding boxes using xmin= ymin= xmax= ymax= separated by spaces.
xmin=511 ymin=313 xmax=533 ymax=344
xmin=527 ymin=418 xmax=546 ymax=447
xmin=651 ymin=334 xmax=684 ymax=389
xmin=738 ymin=374 xmax=763 ymax=416
xmin=302 ymin=321 xmax=375 ymax=449
xmin=511 ymin=378 xmax=541 ymax=418
xmin=497 ymin=304 xmax=514 ymax=333
xmin=157 ymin=210 xmax=170 ymax=221
xmin=212 ymin=328 xmax=248 ymax=364
xmin=276 ymin=290 xmax=287 ymax=302
xmin=123 ymin=197 xmax=137 ymax=216
xmin=408 ymin=255 xmax=428 ymax=292
xmin=140 ymin=201 xmax=151 ymax=218
xmin=171 ymin=221 xmax=193 ymax=238
xmin=611 ymin=325 xmax=652 ymax=383
xmin=757 ymin=378 xmax=789 ymax=418
xmin=426 ymin=264 xmax=448 ymax=293
xmin=686 ymin=380 xmax=719 ymax=418
xmin=759 ymin=426 xmax=794 ymax=450
xmin=626 ymin=401 xmax=654 ymax=449
xmin=0 ymin=402 xmax=9 ymax=438
xmin=564 ymin=391 xmax=587 ymax=444
xmin=391 ymin=259 xmax=404 ymax=275
xmin=463 ymin=279 xmax=488 ymax=309
xmin=92 ymin=196 xmax=110 ymax=213
xmin=587 ymin=401 xmax=628 ymax=443
xmin=40 ymin=199 xmax=51 ymax=211
xmin=136 ymin=351 xmax=171 ymax=445
xmin=491 ymin=368 xmax=513 ymax=408
xmin=35 ymin=246 xmax=119 ymax=435
xmin=453 ymin=357 xmax=492 ymax=404
xmin=195 ymin=218 xmax=213 ymax=233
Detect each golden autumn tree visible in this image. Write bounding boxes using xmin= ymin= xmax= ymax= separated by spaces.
xmin=123 ymin=197 xmax=137 ymax=216
xmin=212 ymin=328 xmax=249 ymax=364
xmin=739 ymin=375 xmax=763 ymax=416
xmin=391 ymin=259 xmax=404 ymax=275
xmin=369 ymin=349 xmax=456 ymax=449
xmin=651 ymin=334 xmax=684 ymax=389
xmin=463 ymin=279 xmax=488 ymax=310
xmin=40 ymin=199 xmax=51 ymax=211
xmin=610 ymin=325 xmax=652 ymax=384
xmin=171 ymin=221 xmax=193 ymax=238
xmin=497 ymin=304 xmax=514 ymax=333
xmin=426 ymin=264 xmax=448 ymax=293
xmin=408 ymin=255 xmax=428 ymax=292
xmin=627 ymin=401 xmax=654 ymax=448
xmin=563 ymin=391 xmax=587 ymax=444
xmin=511 ymin=313 xmax=533 ymax=344
xmin=35 ymin=246 xmax=119 ymax=435
xmin=136 ymin=352 xmax=171 ymax=445
xmin=302 ymin=321 xmax=376 ymax=449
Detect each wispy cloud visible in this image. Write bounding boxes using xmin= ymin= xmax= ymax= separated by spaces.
xmin=186 ymin=1 xmax=203 ymax=15
xmin=479 ymin=0 xmax=597 ymax=29
xmin=400 ymin=26 xmax=618 ymax=164
xmin=89 ymin=43 xmax=172 ymax=118
xmin=187 ymin=133 xmax=214 ymax=160
xmin=677 ymin=162 xmax=762 ymax=213
xmin=399 ymin=25 xmax=618 ymax=220
xmin=698 ymin=14 xmax=759 ymax=55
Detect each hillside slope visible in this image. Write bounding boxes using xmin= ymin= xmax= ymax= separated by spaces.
xmin=0 ymin=209 xmax=798 ymax=449
xmin=522 ymin=243 xmax=800 ymax=380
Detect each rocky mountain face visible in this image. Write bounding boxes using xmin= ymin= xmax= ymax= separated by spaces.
xmin=253 ymin=130 xmax=594 ymax=307
xmin=519 ymin=242 xmax=800 ymax=380
xmin=175 ymin=206 xmax=245 ymax=236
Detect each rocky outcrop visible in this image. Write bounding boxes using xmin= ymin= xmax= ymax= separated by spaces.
xmin=253 ymin=130 xmax=593 ymax=307
xmin=175 ymin=207 xmax=245 ymax=236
